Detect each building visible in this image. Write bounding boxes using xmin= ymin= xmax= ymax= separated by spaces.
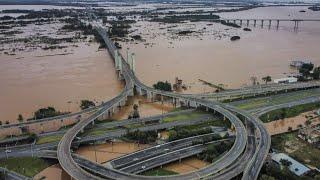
xmin=298 ymin=126 xmax=320 ymax=144
xmin=271 ymin=153 xmax=311 ymax=176
xmin=273 ymin=77 xmax=298 ymax=84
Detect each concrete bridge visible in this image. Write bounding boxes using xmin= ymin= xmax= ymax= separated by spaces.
xmin=222 ymin=18 xmax=320 ymax=30
xmin=7 ymin=12 xmax=320 ymax=180
xmin=55 ymin=16 xmax=251 ymax=180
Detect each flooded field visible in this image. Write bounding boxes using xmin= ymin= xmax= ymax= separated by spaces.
xmin=1 ymin=5 xmax=319 ymax=121
xmin=35 ymin=142 xmax=149 ymax=180
xmin=265 ymin=111 xmax=320 ymax=135
xmin=111 ymin=96 xmax=174 ymax=120
xmin=0 ymin=43 xmax=123 ymax=122
xmin=163 ymin=157 xmax=209 ymax=174
xmin=120 ymin=6 xmax=320 ymax=93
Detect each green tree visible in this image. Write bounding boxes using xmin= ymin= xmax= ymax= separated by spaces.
xmin=260 ymin=174 xmax=275 ymax=180
xmin=313 ymin=67 xmax=320 ymax=80
xmin=17 ymin=114 xmax=23 ymax=122
xmin=262 ymin=76 xmax=272 ymax=84
xmin=34 ymin=107 xmax=59 ymax=119
xmin=80 ymin=100 xmax=95 ymax=110
xmin=299 ymin=63 xmax=314 ymax=78
xmin=153 ymin=81 xmax=172 ymax=91
xmin=280 ymin=159 xmax=292 ymax=167
xmin=29 ymin=133 xmax=38 ymax=141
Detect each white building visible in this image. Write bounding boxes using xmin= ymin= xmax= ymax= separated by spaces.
xmin=273 ymin=77 xmax=298 ymax=84
xmin=272 ymin=153 xmax=310 ymax=176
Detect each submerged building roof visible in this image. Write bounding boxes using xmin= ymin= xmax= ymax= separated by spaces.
xmin=272 ymin=153 xmax=310 ymax=176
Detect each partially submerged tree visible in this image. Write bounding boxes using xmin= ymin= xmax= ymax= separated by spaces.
xmin=153 ymin=81 xmax=172 ymax=91
xmin=80 ymin=100 xmax=95 ymax=110
xmin=17 ymin=114 xmax=23 ymax=122
xmin=262 ymin=76 xmax=272 ymax=84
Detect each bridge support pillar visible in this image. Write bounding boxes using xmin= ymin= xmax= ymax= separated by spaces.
xmin=114 ymin=50 xmax=119 ymax=70
xmin=118 ymin=71 xmax=123 ymax=80
xmin=240 ymin=20 xmax=243 ymax=26
xmin=136 ymin=86 xmax=142 ymax=96
xmin=131 ymin=53 xmax=136 ymax=73
xmin=254 ymin=20 xmax=257 ymax=27
xmin=128 ymin=89 xmax=134 ymax=97
xmin=91 ymin=120 xmax=95 ymax=126
xmin=233 ymin=20 xmax=236 ymax=24
xmin=268 ymin=20 xmax=272 ymax=29
xmin=276 ymin=20 xmax=280 ymax=29
xmin=189 ymin=101 xmax=197 ymax=108
xmin=40 ymin=123 xmax=44 ymax=133
xmin=120 ymin=99 xmax=126 ymax=107
xmin=261 ymin=20 xmax=264 ymax=27
xmin=247 ymin=20 xmax=249 ymax=26
xmin=147 ymin=91 xmax=154 ymax=101
xmin=61 ymin=119 xmax=64 ymax=128
xmin=294 ymin=21 xmax=299 ymax=31
xmin=126 ymin=48 xmax=130 ymax=64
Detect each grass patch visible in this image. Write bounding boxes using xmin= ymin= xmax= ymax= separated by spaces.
xmin=0 ymin=157 xmax=53 ymax=177
xmin=80 ymin=127 xmax=117 ymax=136
xmin=162 ymin=111 xmax=209 ymax=123
xmin=179 ymin=119 xmax=230 ymax=131
xmin=168 ymin=107 xmax=187 ymax=112
xmin=36 ymin=135 xmax=63 ymax=144
xmin=271 ymin=131 xmax=320 ymax=168
xmin=141 ymin=168 xmax=178 ymax=176
xmin=236 ymin=98 xmax=268 ymax=110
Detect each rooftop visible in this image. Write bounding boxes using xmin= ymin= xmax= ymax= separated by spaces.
xmin=272 ymin=153 xmax=310 ymax=176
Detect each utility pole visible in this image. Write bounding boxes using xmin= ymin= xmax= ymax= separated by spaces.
xmin=5 ymin=145 xmax=8 ymax=159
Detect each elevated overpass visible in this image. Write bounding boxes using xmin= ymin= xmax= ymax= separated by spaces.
xmin=55 ymin=16 xmax=256 ymax=180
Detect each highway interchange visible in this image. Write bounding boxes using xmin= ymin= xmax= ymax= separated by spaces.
xmin=1 ymin=13 xmax=320 ymax=180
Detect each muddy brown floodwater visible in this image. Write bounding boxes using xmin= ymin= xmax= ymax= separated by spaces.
xmin=35 ymin=142 xmax=149 ymax=180
xmin=265 ymin=111 xmax=320 ymax=135
xmin=0 ymin=43 xmax=123 ymax=122
xmin=121 ymin=6 xmax=320 ymax=93
xmin=163 ymin=157 xmax=210 ymax=174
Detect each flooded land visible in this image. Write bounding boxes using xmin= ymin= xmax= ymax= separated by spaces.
xmin=265 ymin=110 xmax=320 ymax=135
xmin=120 ymin=6 xmax=320 ymax=93
xmin=1 ymin=5 xmax=320 ymax=122
xmin=1 ymin=2 xmax=319 ymax=180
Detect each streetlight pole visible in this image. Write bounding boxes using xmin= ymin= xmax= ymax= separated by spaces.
xmin=5 ymin=145 xmax=8 ymax=159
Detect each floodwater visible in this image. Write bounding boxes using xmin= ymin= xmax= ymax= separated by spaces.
xmin=1 ymin=6 xmax=319 ymax=120
xmin=0 ymin=43 xmax=123 ymax=122
xmin=77 ymin=142 xmax=149 ymax=163
xmin=162 ymin=157 xmax=209 ymax=174
xmin=121 ymin=6 xmax=320 ymax=93
xmin=36 ymin=142 xmax=149 ymax=180
xmin=111 ymin=96 xmax=173 ymax=120
xmin=265 ymin=110 xmax=320 ymax=135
